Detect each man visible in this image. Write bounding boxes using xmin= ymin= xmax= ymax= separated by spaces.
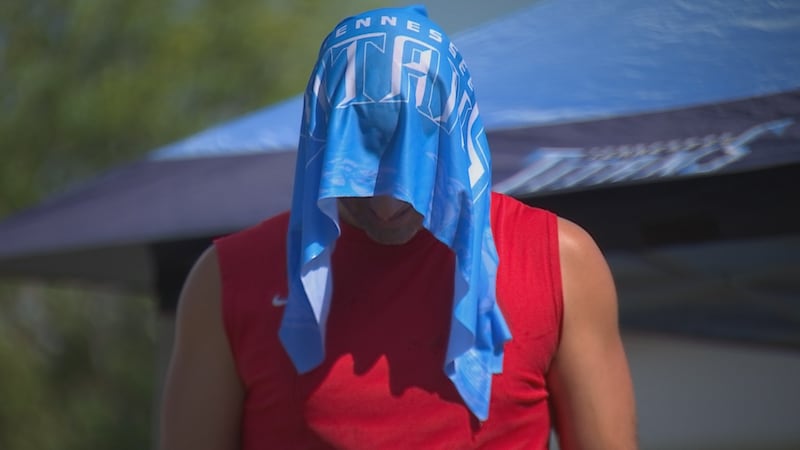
xmin=160 ymin=5 xmax=636 ymax=449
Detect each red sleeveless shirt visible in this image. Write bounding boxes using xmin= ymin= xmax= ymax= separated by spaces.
xmin=215 ymin=192 xmax=563 ymax=449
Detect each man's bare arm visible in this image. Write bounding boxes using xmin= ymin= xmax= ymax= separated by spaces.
xmin=160 ymin=246 xmax=244 ymax=450
xmin=548 ymin=218 xmax=637 ymax=450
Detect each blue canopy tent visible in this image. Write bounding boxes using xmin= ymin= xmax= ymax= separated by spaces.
xmin=3 ymin=0 xmax=800 ymax=446
xmin=1 ymin=0 xmax=797 ymax=346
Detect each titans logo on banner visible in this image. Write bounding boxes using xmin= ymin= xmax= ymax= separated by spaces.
xmin=494 ymin=118 xmax=795 ymax=194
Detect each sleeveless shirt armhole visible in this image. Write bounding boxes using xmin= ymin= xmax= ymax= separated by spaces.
xmin=548 ymin=212 xmax=565 ymax=351
xmin=213 ymin=238 xmax=242 ymax=369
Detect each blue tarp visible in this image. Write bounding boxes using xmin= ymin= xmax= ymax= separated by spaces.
xmin=152 ymin=0 xmax=800 ymax=160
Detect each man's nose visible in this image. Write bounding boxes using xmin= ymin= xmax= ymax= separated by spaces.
xmin=369 ymin=195 xmax=408 ymax=221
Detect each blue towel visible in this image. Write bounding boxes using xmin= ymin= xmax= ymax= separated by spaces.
xmin=279 ymin=5 xmax=512 ymax=421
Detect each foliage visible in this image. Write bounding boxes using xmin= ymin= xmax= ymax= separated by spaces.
xmin=0 ymin=282 xmax=157 ymax=450
xmin=0 ymin=0 xmax=384 ymax=448
xmin=0 ymin=0 xmax=383 ymax=218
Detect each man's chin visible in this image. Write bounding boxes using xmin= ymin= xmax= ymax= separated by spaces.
xmin=365 ymin=227 xmax=421 ymax=246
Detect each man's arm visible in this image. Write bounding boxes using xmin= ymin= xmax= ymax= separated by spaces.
xmin=548 ymin=218 xmax=637 ymax=450
xmin=159 ymin=246 xmax=244 ymax=450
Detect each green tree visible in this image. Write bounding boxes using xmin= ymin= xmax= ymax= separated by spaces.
xmin=0 ymin=1 xmax=384 ymax=448
xmin=0 ymin=0 xmax=383 ymax=217
xmin=0 ymin=283 xmax=156 ymax=450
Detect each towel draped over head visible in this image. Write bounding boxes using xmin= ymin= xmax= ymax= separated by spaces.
xmin=278 ymin=4 xmax=512 ymax=421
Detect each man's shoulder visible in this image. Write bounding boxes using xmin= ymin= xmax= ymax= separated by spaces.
xmin=242 ymin=210 xmax=292 ymax=237
xmin=213 ymin=211 xmax=290 ymax=271
xmin=555 ymin=216 xmax=606 ymax=269
xmin=490 ymin=191 xmax=557 ymax=226
xmin=216 ymin=211 xmax=290 ymax=247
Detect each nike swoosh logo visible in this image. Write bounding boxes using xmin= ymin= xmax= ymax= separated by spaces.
xmin=272 ymin=295 xmax=288 ymax=307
